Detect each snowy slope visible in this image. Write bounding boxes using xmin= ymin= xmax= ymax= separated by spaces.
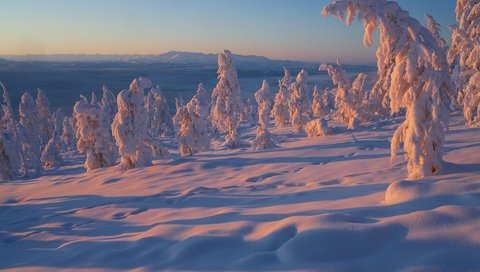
xmin=1 ymin=112 xmax=479 ymax=271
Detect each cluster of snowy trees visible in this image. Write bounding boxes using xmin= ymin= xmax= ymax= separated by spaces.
xmin=1 ymin=0 xmax=478 ymax=181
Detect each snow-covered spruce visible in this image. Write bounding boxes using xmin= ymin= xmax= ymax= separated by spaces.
xmin=252 ymin=80 xmax=278 ymax=151
xmin=323 ymin=0 xmax=452 ymax=179
xmin=312 ymin=85 xmax=330 ymax=119
xmin=271 ymin=68 xmax=292 ymax=128
xmin=112 ymin=77 xmax=153 ymax=170
xmin=74 ymin=99 xmax=116 ymax=172
xmin=0 ymin=85 xmax=22 ymax=180
xmin=305 ymin=118 xmax=330 ymax=138
xmin=320 ymin=63 xmax=368 ymax=129
xmin=61 ymin=116 xmax=76 ymax=151
xmin=18 ymin=92 xmax=42 ymax=176
xmin=288 ymin=69 xmax=311 ymax=133
xmin=210 ymin=50 xmax=243 ymax=148
xmin=448 ymin=0 xmax=480 ymax=127
xmin=100 ymin=85 xmax=117 ymax=128
xmin=146 ymin=85 xmax=173 ymax=137
xmin=36 ymin=88 xmax=53 ymax=148
xmin=177 ymin=86 xmax=211 ymax=157
xmin=41 ymin=109 xmax=64 ymax=169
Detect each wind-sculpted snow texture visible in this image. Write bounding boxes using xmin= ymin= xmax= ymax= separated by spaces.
xmin=1 ymin=113 xmax=479 ymax=271
xmin=322 ymin=0 xmax=452 ymax=179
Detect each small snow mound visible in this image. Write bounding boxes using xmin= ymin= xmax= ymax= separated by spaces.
xmin=385 ymin=180 xmax=431 ymax=204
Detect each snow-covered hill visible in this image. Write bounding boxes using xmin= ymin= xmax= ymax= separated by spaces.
xmin=0 ymin=51 xmax=291 ymax=65
xmin=1 ymin=113 xmax=479 ymax=271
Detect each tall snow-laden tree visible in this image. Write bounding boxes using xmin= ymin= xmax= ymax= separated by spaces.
xmin=177 ymin=86 xmax=211 ymax=157
xmin=323 ymin=0 xmax=452 ymax=179
xmin=112 ymin=77 xmax=153 ymax=170
xmin=90 ymin=92 xmax=99 ymax=106
xmin=146 ymin=85 xmax=173 ymax=137
xmin=288 ymin=69 xmax=310 ymax=133
xmin=41 ymin=108 xmax=64 ymax=168
xmin=18 ymin=92 xmax=42 ymax=176
xmin=100 ymin=85 xmax=117 ymax=126
xmin=36 ymin=88 xmax=53 ymax=148
xmin=448 ymin=0 xmax=480 ymax=127
xmin=211 ymin=50 xmax=243 ymax=148
xmin=320 ymin=63 xmax=369 ymax=129
xmin=271 ymin=68 xmax=292 ymax=128
xmin=74 ymin=99 xmax=116 ymax=172
xmin=252 ymin=80 xmax=278 ymax=150
xmin=0 ymin=84 xmax=22 ymax=180
xmin=61 ymin=116 xmax=76 ymax=151
xmin=312 ymin=85 xmax=330 ymax=119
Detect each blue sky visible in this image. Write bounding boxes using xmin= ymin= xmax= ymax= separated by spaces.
xmin=0 ymin=0 xmax=456 ymax=63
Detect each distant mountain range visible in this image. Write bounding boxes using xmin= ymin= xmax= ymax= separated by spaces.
xmin=0 ymin=51 xmax=302 ymax=65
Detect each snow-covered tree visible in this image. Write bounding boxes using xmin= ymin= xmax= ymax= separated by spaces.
xmin=112 ymin=77 xmax=153 ymax=170
xmin=323 ymin=0 xmax=452 ymax=179
xmin=177 ymin=86 xmax=211 ymax=157
xmin=448 ymin=0 xmax=480 ymax=127
xmin=36 ymin=88 xmax=53 ymax=148
xmin=210 ymin=50 xmax=243 ymax=148
xmin=41 ymin=108 xmax=64 ymax=168
xmin=18 ymin=92 xmax=42 ymax=176
xmin=305 ymin=118 xmax=330 ymax=138
xmin=252 ymin=80 xmax=278 ymax=150
xmin=173 ymin=97 xmax=186 ymax=132
xmin=61 ymin=116 xmax=76 ymax=151
xmin=288 ymin=69 xmax=310 ymax=133
xmin=100 ymin=85 xmax=117 ymax=126
xmin=271 ymin=68 xmax=292 ymax=128
xmin=74 ymin=99 xmax=116 ymax=171
xmin=146 ymin=85 xmax=173 ymax=137
xmin=312 ymin=85 xmax=330 ymax=119
xmin=320 ymin=63 xmax=368 ymax=129
xmin=0 ymin=83 xmax=22 ymax=180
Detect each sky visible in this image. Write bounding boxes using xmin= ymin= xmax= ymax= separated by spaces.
xmin=0 ymin=0 xmax=457 ymax=64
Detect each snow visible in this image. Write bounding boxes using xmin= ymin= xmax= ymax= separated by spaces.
xmin=1 ymin=112 xmax=479 ymax=271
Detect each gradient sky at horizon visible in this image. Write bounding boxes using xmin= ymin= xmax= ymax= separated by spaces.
xmin=0 ymin=0 xmax=456 ymax=64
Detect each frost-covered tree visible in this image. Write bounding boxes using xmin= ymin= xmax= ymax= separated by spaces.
xmin=100 ymin=85 xmax=117 ymax=126
xmin=271 ymin=68 xmax=292 ymax=128
xmin=61 ymin=116 xmax=76 ymax=151
xmin=211 ymin=50 xmax=243 ymax=148
xmin=288 ymin=69 xmax=310 ymax=133
xmin=177 ymin=86 xmax=211 ymax=157
xmin=112 ymin=77 xmax=153 ymax=170
xmin=74 ymin=99 xmax=116 ymax=171
xmin=320 ymin=63 xmax=368 ymax=129
xmin=18 ymin=92 xmax=42 ymax=176
xmin=323 ymin=0 xmax=452 ymax=179
xmin=448 ymin=0 xmax=480 ymax=127
xmin=36 ymin=89 xmax=53 ymax=148
xmin=172 ymin=97 xmax=186 ymax=132
xmin=305 ymin=118 xmax=330 ymax=138
xmin=312 ymin=85 xmax=330 ymax=119
xmin=0 ymin=84 xmax=22 ymax=180
xmin=146 ymin=85 xmax=174 ymax=137
xmin=41 ymin=108 xmax=64 ymax=168
xmin=252 ymin=80 xmax=278 ymax=150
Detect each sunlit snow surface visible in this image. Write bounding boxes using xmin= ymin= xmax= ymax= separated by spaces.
xmin=1 ymin=112 xmax=479 ymax=271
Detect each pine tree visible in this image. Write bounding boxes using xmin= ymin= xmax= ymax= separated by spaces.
xmin=74 ymin=99 xmax=116 ymax=171
xmin=36 ymin=88 xmax=53 ymax=148
xmin=323 ymin=0 xmax=452 ymax=179
xmin=41 ymin=108 xmax=64 ymax=168
xmin=448 ymin=0 xmax=480 ymax=127
xmin=210 ymin=50 xmax=243 ymax=148
xmin=288 ymin=69 xmax=310 ymax=133
xmin=18 ymin=92 xmax=42 ymax=176
xmin=252 ymin=80 xmax=278 ymax=150
xmin=112 ymin=77 xmax=153 ymax=170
